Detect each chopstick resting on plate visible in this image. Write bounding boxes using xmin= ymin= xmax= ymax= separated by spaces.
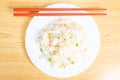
xmin=13 ymin=8 xmax=107 ymax=16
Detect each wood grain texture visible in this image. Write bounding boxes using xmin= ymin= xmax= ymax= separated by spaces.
xmin=0 ymin=0 xmax=120 ymax=80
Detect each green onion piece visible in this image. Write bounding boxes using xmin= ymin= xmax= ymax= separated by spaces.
xmin=63 ymin=38 xmax=66 ymax=41
xmin=67 ymin=57 xmax=71 ymax=61
xmin=75 ymin=43 xmax=79 ymax=47
xmin=57 ymin=36 xmax=60 ymax=39
xmin=48 ymin=58 xmax=52 ymax=62
xmin=40 ymin=48 xmax=43 ymax=53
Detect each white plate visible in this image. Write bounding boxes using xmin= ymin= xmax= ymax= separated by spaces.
xmin=25 ymin=3 xmax=100 ymax=78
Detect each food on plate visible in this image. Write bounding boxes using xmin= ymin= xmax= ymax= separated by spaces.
xmin=37 ymin=18 xmax=87 ymax=68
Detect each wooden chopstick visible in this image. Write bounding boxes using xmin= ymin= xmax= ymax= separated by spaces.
xmin=13 ymin=13 xmax=107 ymax=16
xmin=13 ymin=8 xmax=107 ymax=11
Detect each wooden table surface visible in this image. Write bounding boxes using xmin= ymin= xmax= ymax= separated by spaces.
xmin=0 ymin=0 xmax=120 ymax=80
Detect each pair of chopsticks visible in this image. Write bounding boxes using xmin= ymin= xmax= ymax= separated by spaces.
xmin=13 ymin=8 xmax=107 ymax=16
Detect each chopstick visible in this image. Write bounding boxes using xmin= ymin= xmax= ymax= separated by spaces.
xmin=13 ymin=8 xmax=107 ymax=11
xmin=14 ymin=13 xmax=107 ymax=16
xmin=13 ymin=8 xmax=107 ymax=16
